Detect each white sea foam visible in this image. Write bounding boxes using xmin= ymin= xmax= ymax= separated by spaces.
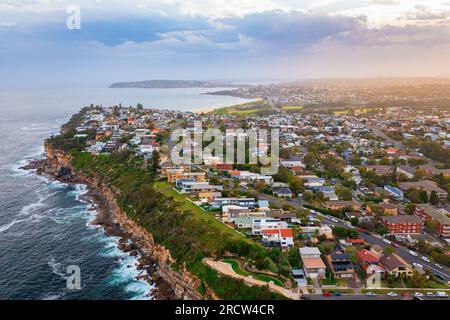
xmin=98 ymin=235 xmax=154 ymax=300
xmin=0 ymin=218 xmax=26 ymax=233
xmin=41 ymin=293 xmax=64 ymax=300
xmin=48 ymin=257 xmax=68 ymax=280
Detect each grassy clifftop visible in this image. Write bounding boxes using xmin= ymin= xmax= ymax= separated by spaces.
xmin=65 ymin=147 xmax=284 ymax=299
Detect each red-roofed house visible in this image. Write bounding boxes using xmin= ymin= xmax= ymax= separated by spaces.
xmin=215 ymin=163 xmax=233 ymax=171
xmin=357 ymin=249 xmax=385 ymax=278
xmin=261 ymin=228 xmax=294 ymax=249
xmin=386 ymin=147 xmax=398 ymax=155
xmin=345 ymin=238 xmax=366 ymax=246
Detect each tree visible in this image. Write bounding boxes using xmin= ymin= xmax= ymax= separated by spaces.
xmin=368 ymin=203 xmax=385 ymax=217
xmin=254 ymin=181 xmax=266 ymax=192
xmin=405 ymin=203 xmax=415 ymax=215
xmin=303 ymin=152 xmax=317 ymax=169
xmin=374 ymin=223 xmax=387 ymax=235
xmin=419 ymin=190 xmax=428 ymax=203
xmin=288 ymin=176 xmax=304 ymax=194
xmin=349 ymin=154 xmax=362 ymax=165
xmin=136 ymin=102 xmax=144 ymax=110
xmin=335 ymin=186 xmax=353 ymax=201
xmin=149 ymin=150 xmax=160 ymax=174
xmin=425 ymin=219 xmax=439 ymax=233
xmin=332 ymin=226 xmax=349 ymax=239
xmin=273 ymin=167 xmax=292 ymax=183
xmin=384 ymin=247 xmax=394 ymax=255
xmin=429 ymin=191 xmax=439 ymax=205
xmin=302 ymin=191 xmax=314 ymax=202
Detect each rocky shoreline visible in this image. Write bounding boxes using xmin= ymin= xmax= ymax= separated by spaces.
xmin=20 ymin=149 xmax=203 ymax=300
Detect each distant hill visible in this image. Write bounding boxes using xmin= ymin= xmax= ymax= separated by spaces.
xmin=109 ymin=80 xmax=238 ymax=89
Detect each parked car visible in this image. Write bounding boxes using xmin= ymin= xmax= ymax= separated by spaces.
xmin=435 ymin=263 xmax=443 ymax=269
xmin=322 ymin=291 xmax=333 ymax=297
xmin=435 ymin=274 xmax=445 ymax=281
xmin=414 ymin=292 xmax=423 ymax=297
xmin=436 ymin=291 xmax=448 ymax=298
xmin=387 ymin=292 xmax=398 ymax=297
xmin=382 ymin=238 xmax=392 ymax=244
xmin=413 ymin=262 xmax=423 ymax=270
xmin=366 ymin=292 xmax=376 ymax=297
xmin=425 ymin=292 xmax=435 ymax=297
xmin=333 ymin=291 xmax=342 ymax=296
xmin=408 ymin=250 xmax=418 ymax=256
xmin=421 ymin=256 xmax=430 ymax=263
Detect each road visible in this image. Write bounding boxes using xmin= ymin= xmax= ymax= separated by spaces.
xmin=315 ymin=213 xmax=450 ymax=282
xmin=249 ymin=187 xmax=450 ymax=282
xmin=192 ymin=164 xmax=450 ymax=283
xmin=368 ymin=125 xmax=439 ymax=165
xmin=309 ymin=294 xmax=448 ymax=300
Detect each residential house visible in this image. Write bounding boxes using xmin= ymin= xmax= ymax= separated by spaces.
xmin=384 ymin=185 xmax=404 ymax=201
xmin=272 ymin=187 xmax=293 ymax=198
xmin=380 ymin=253 xmax=414 ymax=277
xmin=211 ymin=197 xmax=257 ymax=209
xmin=299 ymin=247 xmax=326 ymax=279
xmin=414 ymin=204 xmax=450 ymax=239
xmin=177 ymin=181 xmax=222 ymax=194
xmin=367 ymin=202 xmax=399 ymax=215
xmin=324 ymin=201 xmax=361 ymax=211
xmin=252 ymin=218 xmax=288 ymax=235
xmin=357 ymin=249 xmax=385 ymax=278
xmin=382 ymin=215 xmax=423 ymax=235
xmin=399 ymin=180 xmax=448 ymax=201
xmin=397 ymin=165 xmax=415 ymax=179
xmin=261 ymin=228 xmax=294 ymax=249
xmin=325 ymin=250 xmax=356 ymax=279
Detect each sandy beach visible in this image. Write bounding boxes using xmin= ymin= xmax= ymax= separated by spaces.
xmin=193 ymin=106 xmax=217 ymax=114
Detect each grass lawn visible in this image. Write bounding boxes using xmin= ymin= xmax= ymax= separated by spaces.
xmin=222 ymin=258 xmax=284 ymax=287
xmin=362 ymin=288 xmax=450 ymax=294
xmin=282 ymin=105 xmax=304 ymax=111
xmin=153 ymin=181 xmax=261 ymax=249
xmin=324 ymin=288 xmax=355 ymax=294
xmin=210 ymin=99 xmax=273 ymax=116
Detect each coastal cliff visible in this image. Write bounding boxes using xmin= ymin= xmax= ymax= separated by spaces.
xmin=41 ymin=143 xmax=204 ymax=300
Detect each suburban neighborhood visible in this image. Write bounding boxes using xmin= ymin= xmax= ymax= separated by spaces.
xmin=60 ymin=102 xmax=450 ymax=300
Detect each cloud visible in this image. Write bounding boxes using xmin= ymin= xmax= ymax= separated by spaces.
xmin=403 ymin=5 xmax=450 ymax=21
xmin=220 ymin=10 xmax=366 ymax=49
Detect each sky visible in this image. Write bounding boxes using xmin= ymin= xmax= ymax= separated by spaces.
xmin=1 ymin=0 xmax=450 ymax=87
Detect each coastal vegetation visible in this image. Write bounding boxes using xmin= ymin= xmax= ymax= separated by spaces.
xmin=47 ymin=115 xmax=285 ymax=299
xmin=210 ymin=99 xmax=274 ymax=116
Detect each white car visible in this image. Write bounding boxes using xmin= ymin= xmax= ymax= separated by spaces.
xmin=408 ymin=250 xmax=418 ymax=257
xmin=421 ymin=256 xmax=430 ymax=263
xmin=387 ymin=292 xmax=398 ymax=297
xmin=382 ymin=238 xmax=392 ymax=244
xmin=435 ymin=263 xmax=443 ymax=269
xmin=413 ymin=263 xmax=424 ymax=270
xmin=425 ymin=292 xmax=435 ymax=297
xmin=436 ymin=292 xmax=448 ymax=298
xmin=414 ymin=292 xmax=423 ymax=297
xmin=366 ymin=292 xmax=376 ymax=297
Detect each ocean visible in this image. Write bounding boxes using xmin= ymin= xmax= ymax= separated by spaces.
xmin=0 ymin=86 xmax=251 ymax=299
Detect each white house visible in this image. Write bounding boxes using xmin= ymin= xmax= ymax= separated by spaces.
xmin=261 ymin=228 xmax=294 ymax=249
xmin=252 ymin=218 xmax=288 ymax=235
